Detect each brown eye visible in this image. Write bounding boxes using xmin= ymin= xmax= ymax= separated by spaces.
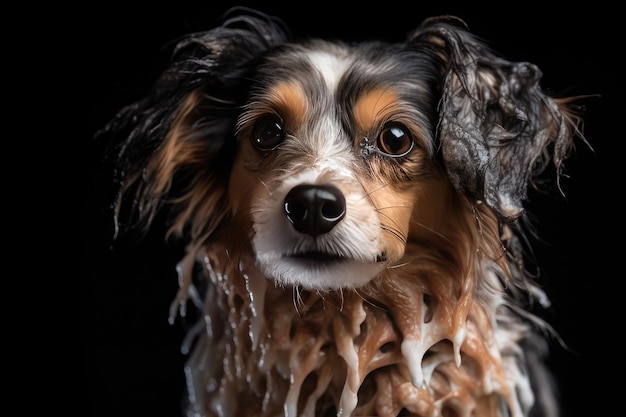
xmin=377 ymin=122 xmax=414 ymax=157
xmin=251 ymin=115 xmax=284 ymax=151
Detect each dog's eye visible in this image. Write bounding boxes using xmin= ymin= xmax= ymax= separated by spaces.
xmin=377 ymin=123 xmax=414 ymax=157
xmin=251 ymin=115 xmax=285 ymax=151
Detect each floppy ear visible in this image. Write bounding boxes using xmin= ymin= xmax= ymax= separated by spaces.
xmin=98 ymin=9 xmax=289 ymax=238
xmin=408 ymin=16 xmax=576 ymax=220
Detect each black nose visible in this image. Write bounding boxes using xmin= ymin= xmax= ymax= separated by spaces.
xmin=284 ymin=184 xmax=346 ymax=236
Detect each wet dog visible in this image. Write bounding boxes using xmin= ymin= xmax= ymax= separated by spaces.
xmin=99 ymin=8 xmax=584 ymax=417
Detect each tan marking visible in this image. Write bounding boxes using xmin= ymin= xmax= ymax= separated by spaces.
xmin=228 ymin=140 xmax=264 ymax=215
xmin=353 ymin=89 xmax=400 ymax=133
xmin=267 ymin=82 xmax=308 ymax=130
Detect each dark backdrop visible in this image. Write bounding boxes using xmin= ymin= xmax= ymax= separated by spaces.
xmin=82 ymin=4 xmax=620 ymax=417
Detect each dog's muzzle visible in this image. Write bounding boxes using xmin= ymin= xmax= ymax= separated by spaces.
xmin=284 ymin=184 xmax=346 ymax=236
xmin=252 ymin=181 xmax=386 ymax=289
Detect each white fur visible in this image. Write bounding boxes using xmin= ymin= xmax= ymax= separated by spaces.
xmin=251 ymin=167 xmax=385 ymax=289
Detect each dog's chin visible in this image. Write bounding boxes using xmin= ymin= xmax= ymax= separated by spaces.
xmin=255 ymin=253 xmax=386 ymax=290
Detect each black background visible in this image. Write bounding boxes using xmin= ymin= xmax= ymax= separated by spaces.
xmin=82 ymin=3 xmax=621 ymax=417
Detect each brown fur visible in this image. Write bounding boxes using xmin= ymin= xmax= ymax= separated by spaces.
xmin=99 ymin=9 xmax=585 ymax=417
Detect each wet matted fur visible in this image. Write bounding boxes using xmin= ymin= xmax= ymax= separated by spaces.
xmin=98 ymin=8 xmax=586 ymax=417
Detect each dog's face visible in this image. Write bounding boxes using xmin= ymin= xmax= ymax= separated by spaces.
xmin=105 ymin=15 xmax=576 ymax=295
xmin=228 ymin=40 xmax=451 ymax=289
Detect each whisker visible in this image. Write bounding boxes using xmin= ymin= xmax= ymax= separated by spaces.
xmin=338 ymin=288 xmax=344 ymax=312
xmin=386 ymin=260 xmax=412 ymax=269
xmin=373 ymin=206 xmax=410 ymax=245
xmin=359 ymin=182 xmax=389 ymax=201
xmin=352 ymin=288 xmax=390 ymax=313
xmin=374 ymin=203 xmax=412 ymax=213
xmin=375 ymin=204 xmax=410 ymax=228
xmin=380 ymin=224 xmax=407 ymax=245
xmin=292 ymin=286 xmax=305 ymax=316
xmin=255 ymin=176 xmax=272 ymax=194
xmin=409 ymin=219 xmax=453 ymax=243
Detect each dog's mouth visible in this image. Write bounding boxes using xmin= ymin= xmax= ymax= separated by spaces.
xmin=287 ymin=251 xmax=386 ymax=264
xmin=251 ymin=247 xmax=389 ymax=289
xmin=290 ymin=251 xmax=345 ymax=263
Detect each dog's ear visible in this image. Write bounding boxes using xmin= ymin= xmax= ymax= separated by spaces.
xmin=408 ymin=16 xmax=576 ymax=220
xmin=98 ymin=9 xmax=289 ymax=237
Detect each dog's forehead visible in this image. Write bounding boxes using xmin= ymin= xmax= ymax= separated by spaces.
xmin=254 ymin=40 xmax=437 ymax=103
xmin=298 ymin=48 xmax=352 ymax=93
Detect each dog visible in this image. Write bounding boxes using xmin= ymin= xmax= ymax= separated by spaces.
xmin=98 ymin=7 xmax=585 ymax=417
